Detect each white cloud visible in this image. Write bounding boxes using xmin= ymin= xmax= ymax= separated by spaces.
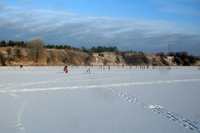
xmin=0 ymin=3 xmax=200 ymax=55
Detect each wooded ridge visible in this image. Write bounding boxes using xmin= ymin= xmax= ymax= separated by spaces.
xmin=0 ymin=37 xmax=199 ymax=66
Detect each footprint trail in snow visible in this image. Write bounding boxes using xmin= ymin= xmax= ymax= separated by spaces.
xmin=106 ymin=85 xmax=200 ymax=133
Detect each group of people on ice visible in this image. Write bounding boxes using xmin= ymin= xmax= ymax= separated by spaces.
xmin=20 ymin=65 xmax=68 ymax=73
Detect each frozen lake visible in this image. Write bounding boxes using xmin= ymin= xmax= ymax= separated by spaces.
xmin=0 ymin=66 xmax=200 ymax=133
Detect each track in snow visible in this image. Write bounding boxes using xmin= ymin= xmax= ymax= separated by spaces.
xmin=106 ymin=85 xmax=200 ymax=133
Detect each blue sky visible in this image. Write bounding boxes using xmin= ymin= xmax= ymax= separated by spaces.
xmin=0 ymin=0 xmax=200 ymax=55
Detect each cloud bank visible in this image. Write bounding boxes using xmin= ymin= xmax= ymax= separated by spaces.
xmin=0 ymin=3 xmax=200 ymax=55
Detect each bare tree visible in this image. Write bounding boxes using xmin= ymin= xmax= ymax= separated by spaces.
xmin=13 ymin=46 xmax=24 ymax=60
xmin=6 ymin=46 xmax=12 ymax=64
xmin=27 ymin=36 xmax=45 ymax=62
xmin=48 ymin=49 xmax=57 ymax=63
xmin=58 ymin=51 xmax=67 ymax=63
xmin=0 ymin=52 xmax=6 ymax=66
xmin=6 ymin=47 xmax=12 ymax=55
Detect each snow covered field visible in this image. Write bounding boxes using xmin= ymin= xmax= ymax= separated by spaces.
xmin=0 ymin=66 xmax=200 ymax=133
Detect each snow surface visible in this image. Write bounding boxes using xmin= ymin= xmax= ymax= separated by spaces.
xmin=0 ymin=66 xmax=200 ymax=133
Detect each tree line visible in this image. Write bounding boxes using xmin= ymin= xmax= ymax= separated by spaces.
xmin=0 ymin=40 xmax=118 ymax=53
xmin=156 ymin=51 xmax=200 ymax=66
xmin=0 ymin=40 xmax=27 ymax=47
xmin=0 ymin=38 xmax=199 ymax=66
xmin=0 ymin=37 xmax=120 ymax=66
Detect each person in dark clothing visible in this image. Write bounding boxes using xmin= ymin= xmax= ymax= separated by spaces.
xmin=64 ymin=66 xmax=68 ymax=73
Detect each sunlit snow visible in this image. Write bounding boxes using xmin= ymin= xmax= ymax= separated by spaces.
xmin=0 ymin=66 xmax=200 ymax=133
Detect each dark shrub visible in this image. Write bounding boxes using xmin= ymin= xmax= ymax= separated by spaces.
xmin=98 ymin=53 xmax=104 ymax=57
xmin=183 ymin=58 xmax=190 ymax=66
xmin=189 ymin=55 xmax=196 ymax=64
xmin=178 ymin=51 xmax=188 ymax=60
xmin=156 ymin=52 xmax=166 ymax=58
xmin=0 ymin=52 xmax=6 ymax=66
xmin=115 ymin=56 xmax=120 ymax=64
xmin=174 ymin=57 xmax=182 ymax=65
